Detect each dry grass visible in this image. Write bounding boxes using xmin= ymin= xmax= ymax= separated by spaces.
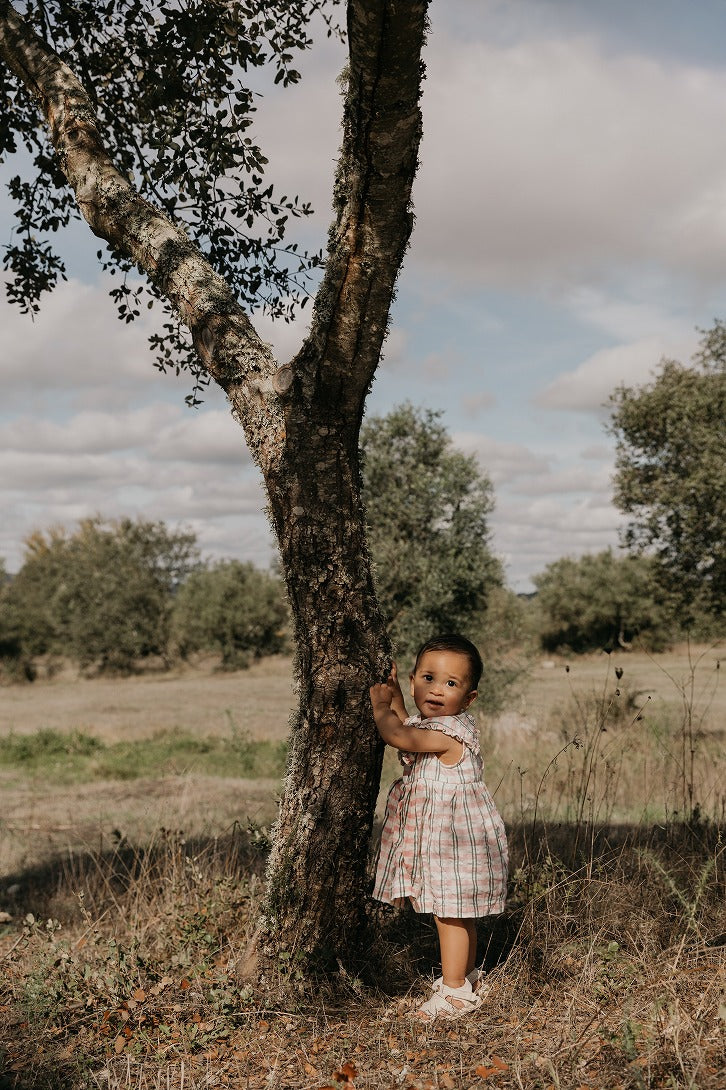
xmin=2 ymin=645 xmax=722 ymax=746
xmin=1 ymin=644 xmax=725 ymax=1088
xmin=0 ymin=655 xmax=296 ymax=742
xmin=0 ymin=774 xmax=281 ymax=878
xmin=1 ymin=824 xmax=724 ymax=1090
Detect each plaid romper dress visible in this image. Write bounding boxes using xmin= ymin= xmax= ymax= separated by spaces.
xmin=373 ymin=712 xmax=508 ymax=917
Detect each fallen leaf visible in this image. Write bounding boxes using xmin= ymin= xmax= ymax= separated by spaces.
xmin=133 ymin=988 xmax=146 ymax=1003
xmin=114 ymin=1035 xmax=126 ymax=1054
xmin=335 ymin=1062 xmax=358 ymax=1080
xmin=180 ymin=978 xmax=191 ymax=990
xmin=475 ymin=1056 xmax=509 ymax=1079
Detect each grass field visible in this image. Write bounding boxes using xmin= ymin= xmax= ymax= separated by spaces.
xmin=1 ymin=644 xmax=724 ymax=1088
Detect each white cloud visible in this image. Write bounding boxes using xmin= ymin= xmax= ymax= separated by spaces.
xmin=0 ymin=405 xmax=179 ymax=455
xmin=0 ymin=450 xmax=142 ymax=489
xmin=564 ymin=287 xmax=693 ymax=343
xmin=509 ymin=461 xmax=614 ymax=497
xmin=536 ymin=336 xmax=669 ymax=411
xmin=492 ymin=494 xmax=627 ymax=588
xmin=0 ymin=277 xmax=162 ymax=404
xmin=411 ymin=32 xmax=726 ymax=288
xmin=452 ymin=427 xmax=624 ymax=588
xmin=379 ymin=327 xmax=410 ymax=369
xmin=0 ymin=443 xmax=271 ymax=573
xmin=454 ymin=431 xmax=549 ymax=486
xmin=461 ymin=392 xmax=497 ymax=417
xmin=251 ymin=307 xmax=310 ymax=365
xmin=250 ymin=32 xmax=346 ymax=233
xmin=148 ymin=411 xmax=252 ymax=466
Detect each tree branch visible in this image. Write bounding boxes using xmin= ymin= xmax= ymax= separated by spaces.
xmin=289 ymin=0 xmax=428 ymax=414
xmin=0 ymin=0 xmax=268 ymax=396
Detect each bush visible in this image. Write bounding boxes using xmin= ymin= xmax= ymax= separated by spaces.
xmin=1 ymin=518 xmax=199 ymax=674
xmin=172 ymin=560 xmax=288 ymax=668
xmin=532 ymin=549 xmax=674 ymax=654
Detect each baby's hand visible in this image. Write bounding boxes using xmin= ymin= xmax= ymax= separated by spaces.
xmin=370 ymin=680 xmax=395 ymax=711
xmin=387 ymin=662 xmax=407 ymax=714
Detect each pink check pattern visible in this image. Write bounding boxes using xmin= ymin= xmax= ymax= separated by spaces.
xmin=373 ymin=712 xmax=508 ymax=918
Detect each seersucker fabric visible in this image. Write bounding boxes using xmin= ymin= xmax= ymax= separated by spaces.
xmin=373 ymin=711 xmax=508 ymax=917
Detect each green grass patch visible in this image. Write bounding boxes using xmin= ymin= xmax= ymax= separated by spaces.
xmin=0 ymin=727 xmax=288 ymax=783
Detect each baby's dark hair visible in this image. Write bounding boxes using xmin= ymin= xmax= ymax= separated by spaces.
xmin=413 ymin=633 xmax=483 ymax=690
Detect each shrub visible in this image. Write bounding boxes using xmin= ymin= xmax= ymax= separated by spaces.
xmin=172 ymin=560 xmax=288 ymax=668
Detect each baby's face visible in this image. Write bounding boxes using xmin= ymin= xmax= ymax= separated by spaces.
xmin=410 ymin=650 xmax=477 ymax=719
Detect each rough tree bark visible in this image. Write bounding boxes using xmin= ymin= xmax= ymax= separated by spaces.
xmin=0 ymin=0 xmax=428 ymax=965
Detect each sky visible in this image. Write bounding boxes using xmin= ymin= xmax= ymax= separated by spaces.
xmin=2 ymin=0 xmax=726 ymax=590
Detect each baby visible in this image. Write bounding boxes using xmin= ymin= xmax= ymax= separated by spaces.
xmin=370 ymin=633 xmax=508 ymax=1020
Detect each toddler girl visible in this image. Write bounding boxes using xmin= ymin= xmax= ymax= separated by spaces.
xmin=370 ymin=633 xmax=508 ymax=1021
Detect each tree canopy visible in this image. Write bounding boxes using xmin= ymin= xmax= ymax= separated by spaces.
xmin=361 ymin=403 xmax=501 ymax=661
xmin=0 ymin=517 xmax=199 ymax=672
xmin=172 ymin=559 xmax=288 ymax=668
xmin=608 ymin=323 xmax=726 ymax=618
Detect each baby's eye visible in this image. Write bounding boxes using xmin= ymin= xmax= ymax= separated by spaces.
xmin=422 ymin=673 xmax=433 ymax=681
xmin=446 ymin=680 xmax=457 ymax=687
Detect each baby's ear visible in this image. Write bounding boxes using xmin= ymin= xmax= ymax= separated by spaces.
xmin=464 ymin=689 xmax=478 ymax=708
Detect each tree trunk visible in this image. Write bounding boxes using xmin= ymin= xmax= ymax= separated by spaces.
xmin=260 ymin=420 xmax=390 ymax=963
xmin=0 ymin=0 xmax=429 ymax=966
xmin=245 ymin=0 xmax=429 ymax=962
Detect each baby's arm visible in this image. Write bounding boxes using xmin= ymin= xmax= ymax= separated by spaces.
xmin=369 ymin=672 xmax=459 ymax=762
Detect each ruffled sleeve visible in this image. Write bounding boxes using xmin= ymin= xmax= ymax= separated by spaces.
xmin=396 ymin=714 xmax=422 ymax=766
xmin=410 ymin=712 xmax=480 ymax=757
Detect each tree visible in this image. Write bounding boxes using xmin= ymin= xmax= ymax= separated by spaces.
xmin=532 ymin=549 xmax=674 ymax=654
xmin=3 ymin=517 xmax=199 ymax=671
xmin=361 ymin=404 xmax=501 ymax=661
xmin=173 ymin=560 xmax=288 ymax=668
xmin=0 ymin=0 xmax=428 ymax=965
xmin=608 ymin=324 xmax=726 ymax=618
xmin=0 ymin=557 xmax=25 ymax=665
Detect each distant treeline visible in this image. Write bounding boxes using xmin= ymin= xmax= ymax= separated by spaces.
xmin=0 ymin=516 xmax=720 ymax=689
xmin=0 ymin=518 xmax=287 ymax=678
xmin=1 ymin=397 xmax=722 ymax=683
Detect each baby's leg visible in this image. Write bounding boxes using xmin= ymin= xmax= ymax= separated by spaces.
xmin=414 ymin=917 xmax=481 ymax=1020
xmin=434 ymin=916 xmax=477 ymax=988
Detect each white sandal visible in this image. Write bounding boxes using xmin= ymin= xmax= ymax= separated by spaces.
xmin=432 ymin=967 xmax=487 ymax=992
xmin=416 ymin=977 xmax=481 ymax=1022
